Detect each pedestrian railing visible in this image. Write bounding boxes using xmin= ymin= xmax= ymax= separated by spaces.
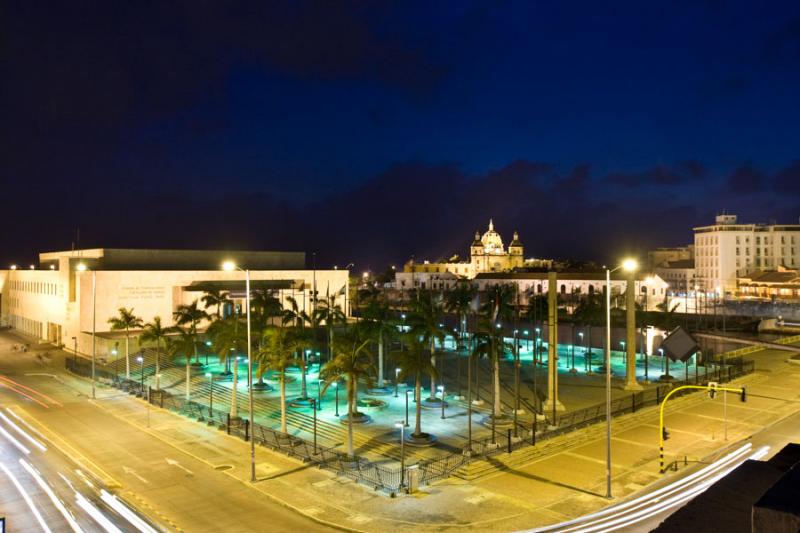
xmin=65 ymin=349 xmax=755 ymax=493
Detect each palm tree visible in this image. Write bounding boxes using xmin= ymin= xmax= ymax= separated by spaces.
xmin=445 ymin=281 xmax=477 ymax=350
xmin=107 ymin=307 xmax=143 ymax=379
xmin=394 ymin=335 xmax=438 ymax=443
xmin=201 ymin=289 xmax=230 ymax=320
xmin=251 ymin=289 xmax=282 ymax=331
xmin=282 ymin=295 xmax=315 ymax=402
xmin=360 ymin=295 xmax=395 ymax=388
xmin=207 ymin=316 xmax=246 ymax=418
xmin=319 ymin=331 xmax=373 ymax=458
xmin=314 ymin=286 xmax=346 ymax=363
xmin=480 ymin=284 xmax=515 ymax=419
xmin=406 ymin=289 xmax=446 ymax=402
xmin=166 ymin=326 xmax=196 ymax=399
xmin=173 ymin=300 xmax=209 ymax=365
xmin=141 ymin=316 xmax=170 ymax=391
xmin=258 ymin=326 xmax=298 ymax=433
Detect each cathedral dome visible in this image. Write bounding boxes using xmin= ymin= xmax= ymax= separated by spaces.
xmin=480 ymin=219 xmax=505 ymax=254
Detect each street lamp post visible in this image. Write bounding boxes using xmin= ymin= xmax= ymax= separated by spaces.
xmin=578 ymin=332 xmax=585 ymax=371
xmin=404 ymin=389 xmax=412 ymax=427
xmin=317 ymin=379 xmax=323 ymax=410
xmin=394 ymin=367 xmax=401 ymax=398
xmin=438 ymin=385 xmax=445 ymax=419
xmin=137 ymin=356 xmax=144 ymax=396
xmin=605 ymin=258 xmax=638 ymax=500
xmin=223 ymin=261 xmax=256 ymax=483
xmin=395 ymin=422 xmax=405 ymax=493
xmin=312 ymin=399 xmax=318 ymax=454
xmin=77 ymin=264 xmax=97 ymax=399
xmin=334 ymin=381 xmax=340 ymax=417
xmin=206 ymin=372 xmax=213 ymax=416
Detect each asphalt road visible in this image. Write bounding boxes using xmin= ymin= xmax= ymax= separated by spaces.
xmin=0 ymin=334 xmax=337 ymax=532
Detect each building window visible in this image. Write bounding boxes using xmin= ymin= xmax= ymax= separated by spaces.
xmin=736 ymin=247 xmax=740 ymax=255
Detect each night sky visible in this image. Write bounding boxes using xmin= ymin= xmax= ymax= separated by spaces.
xmin=2 ymin=2 xmax=799 ymax=271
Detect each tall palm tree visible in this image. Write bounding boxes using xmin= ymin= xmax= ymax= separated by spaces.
xmin=445 ymin=281 xmax=477 ymax=350
xmin=166 ymin=326 xmax=196 ymax=399
xmin=319 ymin=331 xmax=373 ymax=458
xmin=282 ymin=295 xmax=316 ymax=402
xmin=201 ymin=289 xmax=230 ymax=320
xmin=406 ymin=289 xmax=446 ymax=402
xmin=258 ymin=326 xmax=298 ymax=433
xmin=360 ymin=295 xmax=395 ymax=388
xmin=141 ymin=316 xmax=170 ymax=391
xmin=314 ymin=286 xmax=346 ymax=363
xmin=207 ymin=316 xmax=246 ymax=418
xmin=251 ymin=289 xmax=282 ymax=331
xmin=394 ymin=335 xmax=438 ymax=442
xmin=173 ymin=300 xmax=209 ymax=365
xmin=480 ymin=284 xmax=515 ymax=419
xmin=107 ymin=307 xmax=143 ymax=379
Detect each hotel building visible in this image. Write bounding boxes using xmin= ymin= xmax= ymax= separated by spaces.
xmin=694 ymin=214 xmax=800 ymax=294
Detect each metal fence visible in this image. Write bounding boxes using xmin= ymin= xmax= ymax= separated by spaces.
xmin=65 ymin=352 xmax=755 ymax=493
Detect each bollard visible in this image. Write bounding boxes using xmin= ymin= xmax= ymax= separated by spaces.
xmin=532 ymin=415 xmax=537 ymax=445
xmin=226 ymin=413 xmax=231 ymax=435
xmin=245 ymin=419 xmax=250 ymax=442
xmin=632 ymin=393 xmax=636 ymax=413
xmin=507 ymin=428 xmax=512 ymax=453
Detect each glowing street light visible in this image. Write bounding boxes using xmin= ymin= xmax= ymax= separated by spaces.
xmin=604 ymin=257 xmax=638 ymax=499
xmin=222 ymin=260 xmax=256 ymax=483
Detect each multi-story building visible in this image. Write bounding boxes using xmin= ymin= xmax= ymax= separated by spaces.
xmin=654 ymin=259 xmax=696 ymax=293
xmin=693 ymin=214 xmax=800 ymax=294
xmin=647 ymin=245 xmax=694 ymax=269
xmin=0 ymin=248 xmax=348 ymax=357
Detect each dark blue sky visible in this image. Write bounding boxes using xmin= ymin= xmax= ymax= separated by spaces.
xmin=2 ymin=1 xmax=799 ymax=270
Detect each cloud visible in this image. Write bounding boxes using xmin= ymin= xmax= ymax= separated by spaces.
xmin=605 ymin=164 xmax=697 ymax=188
xmin=726 ymin=164 xmax=768 ymax=192
xmin=773 ymin=160 xmax=800 ymax=195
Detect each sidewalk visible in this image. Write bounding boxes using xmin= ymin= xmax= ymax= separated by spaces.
xmin=43 ymin=341 xmax=800 ymax=532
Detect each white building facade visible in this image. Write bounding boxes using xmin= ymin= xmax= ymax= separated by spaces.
xmin=694 ymin=214 xmax=800 ymax=294
xmin=0 ymin=248 xmax=348 ymax=358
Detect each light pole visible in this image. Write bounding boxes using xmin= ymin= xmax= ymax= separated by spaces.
xmin=578 ymin=332 xmax=585 ymax=371
xmin=223 ymin=261 xmax=256 ymax=483
xmin=437 ymin=385 xmax=445 ymax=419
xmin=311 ymin=399 xmax=318 ymax=454
xmin=77 ymin=263 xmax=97 ymax=399
xmin=137 ymin=356 xmax=144 ymax=396
xmin=394 ymin=367 xmax=401 ymax=398
xmin=395 ymin=421 xmax=405 ymax=493
xmin=604 ymin=257 xmax=638 ymax=499
xmin=334 ymin=381 xmax=340 ymax=417
xmin=404 ymin=389 xmax=412 ymax=427
xmin=206 ymin=372 xmax=213 ymax=416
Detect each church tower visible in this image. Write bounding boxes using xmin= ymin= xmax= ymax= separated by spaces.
xmin=508 ymin=230 xmax=524 ymax=269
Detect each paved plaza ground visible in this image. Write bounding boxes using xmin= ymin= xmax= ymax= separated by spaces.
xmin=3 ymin=329 xmax=799 ymax=531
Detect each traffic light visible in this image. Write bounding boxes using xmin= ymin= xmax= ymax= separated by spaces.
xmin=740 ymin=386 xmax=747 ymax=402
xmin=662 ymin=427 xmax=670 ymax=441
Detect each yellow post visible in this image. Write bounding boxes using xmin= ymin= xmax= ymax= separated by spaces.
xmin=658 ymin=384 xmax=744 ymax=473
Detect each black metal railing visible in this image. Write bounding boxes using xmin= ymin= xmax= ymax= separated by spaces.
xmin=65 ymin=352 xmax=755 ymax=492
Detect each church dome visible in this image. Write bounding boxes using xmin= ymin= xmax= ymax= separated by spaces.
xmin=480 ymin=219 xmax=505 ymax=254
